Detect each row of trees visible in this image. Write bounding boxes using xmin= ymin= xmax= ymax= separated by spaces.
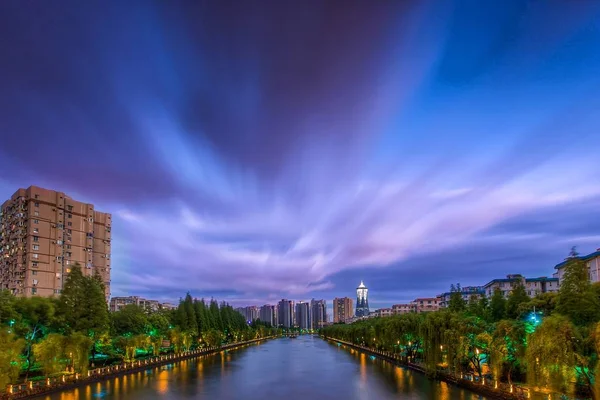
xmin=322 ymin=249 xmax=600 ymax=399
xmin=0 ymin=264 xmax=277 ymax=388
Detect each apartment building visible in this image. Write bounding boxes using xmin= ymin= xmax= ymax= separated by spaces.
xmin=553 ymin=249 xmax=600 ymax=284
xmin=259 ymin=304 xmax=276 ymax=326
xmin=392 ymin=303 xmax=415 ymax=314
xmin=110 ymin=296 xmax=163 ymax=312
xmin=310 ymin=299 xmax=327 ymax=329
xmin=0 ymin=186 xmax=111 ymax=298
xmin=373 ymin=308 xmax=393 ymax=318
xmin=483 ymin=274 xmax=559 ymax=298
xmin=438 ymin=286 xmax=485 ymax=308
xmin=413 ymin=297 xmax=441 ymax=313
xmin=333 ymin=297 xmax=353 ymax=323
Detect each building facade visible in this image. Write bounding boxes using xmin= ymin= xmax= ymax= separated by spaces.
xmin=373 ymin=308 xmax=393 ymax=318
xmin=483 ymin=274 xmax=559 ymax=298
xmin=235 ymin=306 xmax=260 ymax=322
xmin=277 ymin=299 xmax=294 ymax=328
xmin=295 ymin=301 xmax=310 ymax=330
xmin=392 ymin=303 xmax=415 ymax=314
xmin=0 ymin=186 xmax=111 ymax=298
xmin=333 ymin=297 xmax=353 ymax=323
xmin=259 ymin=304 xmax=276 ymax=326
xmin=553 ymin=250 xmax=600 ymax=284
xmin=413 ymin=297 xmax=441 ymax=313
xmin=355 ymin=281 xmax=369 ymax=317
xmin=310 ymin=299 xmax=327 ymax=330
xmin=110 ymin=296 xmax=163 ymax=312
xmin=438 ymin=286 xmax=485 ymax=308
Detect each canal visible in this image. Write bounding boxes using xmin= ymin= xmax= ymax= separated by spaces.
xmin=38 ymin=336 xmax=486 ymax=400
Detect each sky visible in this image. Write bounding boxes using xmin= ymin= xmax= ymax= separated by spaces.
xmin=1 ymin=1 xmax=600 ymax=311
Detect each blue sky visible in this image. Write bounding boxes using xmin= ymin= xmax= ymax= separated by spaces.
xmin=1 ymin=1 xmax=599 ymax=310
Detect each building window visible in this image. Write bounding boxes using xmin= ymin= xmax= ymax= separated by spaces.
xmin=68 ymin=214 xmax=72 ymax=219
xmin=34 ymin=211 xmax=39 ymax=216
xmin=33 ymin=228 xmax=39 ymax=233
xmin=57 ymin=240 xmax=62 ymax=245
xmin=32 ymin=253 xmax=39 ymax=259
xmin=33 ymin=245 xmax=39 ymax=250
xmin=34 ymin=202 xmax=39 ymax=207
xmin=68 ymin=229 xmax=72 ymax=234
xmin=34 ymin=195 xmax=39 ymax=199
xmin=32 ymin=270 xmax=37 ymax=275
xmin=32 ymin=288 xmax=37 ymax=295
xmin=33 ymin=236 xmax=39 ymax=242
xmin=32 ymin=262 xmax=38 ymax=267
xmin=54 ymin=289 xmax=61 ymax=294
xmin=67 ymin=222 xmax=72 ymax=227
xmin=68 ymin=205 xmax=73 ymax=211
xmin=34 ymin=219 xmax=39 ymax=224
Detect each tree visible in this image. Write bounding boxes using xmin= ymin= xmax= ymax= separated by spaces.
xmin=111 ymin=305 xmax=149 ymax=336
xmin=64 ymin=332 xmax=94 ymax=374
xmin=0 ymin=290 xmax=17 ymax=325
xmin=448 ymin=284 xmax=466 ymax=313
xmin=526 ymin=315 xmax=577 ymax=395
xmin=13 ymin=296 xmax=55 ymax=379
xmin=56 ymin=265 xmax=110 ymax=336
xmin=33 ymin=333 xmax=67 ymax=376
xmin=489 ymin=320 xmax=525 ymax=385
xmin=556 ymin=248 xmax=600 ymax=326
xmin=490 ymin=288 xmax=507 ymax=322
xmin=517 ymin=292 xmax=557 ymax=317
xmin=506 ymin=282 xmax=529 ymax=319
xmin=0 ymin=329 xmax=25 ymax=389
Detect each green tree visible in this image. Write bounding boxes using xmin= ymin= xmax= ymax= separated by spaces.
xmin=490 ymin=288 xmax=507 ymax=322
xmin=526 ymin=314 xmax=577 ymax=395
xmin=489 ymin=320 xmax=525 ymax=385
xmin=13 ymin=296 xmax=55 ymax=379
xmin=448 ymin=284 xmax=466 ymax=313
xmin=556 ymin=248 xmax=600 ymax=326
xmin=111 ymin=305 xmax=149 ymax=336
xmin=0 ymin=290 xmax=17 ymax=325
xmin=56 ymin=265 xmax=110 ymax=336
xmin=506 ymin=282 xmax=529 ymax=319
xmin=33 ymin=333 xmax=67 ymax=376
xmin=0 ymin=329 xmax=25 ymax=389
xmin=64 ymin=332 xmax=94 ymax=374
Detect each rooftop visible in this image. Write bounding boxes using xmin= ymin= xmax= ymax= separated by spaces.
xmin=554 ymin=250 xmax=600 ymax=269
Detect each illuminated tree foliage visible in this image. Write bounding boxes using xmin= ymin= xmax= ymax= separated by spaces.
xmin=556 ymin=248 xmax=600 ymax=326
xmin=0 ymin=329 xmax=25 ymax=389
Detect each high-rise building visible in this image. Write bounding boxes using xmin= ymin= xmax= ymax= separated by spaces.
xmin=277 ymin=299 xmax=294 ymax=328
xmin=295 ymin=301 xmax=310 ymax=330
xmin=310 ymin=299 xmax=327 ymax=329
xmin=333 ymin=297 xmax=353 ymax=323
xmin=355 ymin=281 xmax=369 ymax=317
xmin=110 ymin=296 xmax=167 ymax=312
xmin=0 ymin=186 xmax=111 ymax=298
xmin=235 ymin=306 xmax=260 ymax=322
xmin=259 ymin=304 xmax=276 ymax=326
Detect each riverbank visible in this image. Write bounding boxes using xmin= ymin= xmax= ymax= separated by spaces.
xmin=323 ymin=336 xmax=534 ymax=400
xmin=3 ymin=336 xmax=277 ymax=400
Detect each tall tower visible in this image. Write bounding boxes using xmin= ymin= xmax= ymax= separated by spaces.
xmin=355 ymin=281 xmax=369 ymax=317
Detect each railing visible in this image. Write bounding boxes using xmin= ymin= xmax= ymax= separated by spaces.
xmin=3 ymin=336 xmax=276 ymax=399
xmin=323 ymin=337 xmax=566 ymax=400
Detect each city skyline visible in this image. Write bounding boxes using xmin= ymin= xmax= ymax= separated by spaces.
xmin=2 ymin=2 xmax=600 ymax=308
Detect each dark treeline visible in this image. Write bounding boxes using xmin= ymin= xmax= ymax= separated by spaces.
xmin=0 ymin=264 xmax=277 ymax=388
xmin=322 ymin=248 xmax=600 ymax=399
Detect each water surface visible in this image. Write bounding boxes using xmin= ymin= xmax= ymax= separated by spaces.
xmin=39 ymin=336 xmax=486 ymax=400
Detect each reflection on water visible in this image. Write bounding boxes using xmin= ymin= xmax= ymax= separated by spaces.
xmin=38 ymin=337 xmax=486 ymax=400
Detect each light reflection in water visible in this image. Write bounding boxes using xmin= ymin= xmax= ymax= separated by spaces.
xmin=39 ymin=338 xmax=486 ymax=400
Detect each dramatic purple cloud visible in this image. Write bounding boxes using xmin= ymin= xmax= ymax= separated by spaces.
xmin=1 ymin=1 xmax=600 ymax=308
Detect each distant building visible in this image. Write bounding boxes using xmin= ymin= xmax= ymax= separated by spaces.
xmin=355 ymin=281 xmax=370 ymax=317
xmin=373 ymin=308 xmax=393 ymax=318
xmin=392 ymin=303 xmax=415 ymax=314
xmin=554 ymin=249 xmax=600 ymax=284
xmin=259 ymin=304 xmax=276 ymax=326
xmin=161 ymin=302 xmax=176 ymax=310
xmin=235 ymin=306 xmax=260 ymax=322
xmin=277 ymin=299 xmax=294 ymax=328
xmin=110 ymin=296 xmax=162 ymax=312
xmin=295 ymin=301 xmax=310 ymax=330
xmin=483 ymin=274 xmax=559 ymax=298
xmin=333 ymin=297 xmax=353 ymax=323
xmin=438 ymin=286 xmax=485 ymax=308
xmin=310 ymin=299 xmax=327 ymax=329
xmin=0 ymin=185 xmax=111 ymax=298
xmin=413 ymin=297 xmax=441 ymax=313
